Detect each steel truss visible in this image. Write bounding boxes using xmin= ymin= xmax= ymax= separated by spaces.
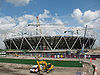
xmin=4 ymin=26 xmax=96 ymax=50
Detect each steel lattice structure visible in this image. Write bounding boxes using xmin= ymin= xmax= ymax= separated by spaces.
xmin=3 ymin=26 xmax=96 ymax=50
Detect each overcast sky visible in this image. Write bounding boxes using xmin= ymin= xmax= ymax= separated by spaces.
xmin=0 ymin=0 xmax=100 ymax=49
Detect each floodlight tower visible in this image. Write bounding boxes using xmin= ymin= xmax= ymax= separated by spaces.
xmin=36 ymin=16 xmax=42 ymax=35
xmin=81 ymin=25 xmax=87 ymax=53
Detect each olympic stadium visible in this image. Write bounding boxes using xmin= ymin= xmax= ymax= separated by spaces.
xmin=3 ymin=25 xmax=96 ymax=50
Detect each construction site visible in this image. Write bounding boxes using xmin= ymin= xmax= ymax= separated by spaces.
xmin=0 ymin=16 xmax=100 ymax=75
xmin=0 ymin=56 xmax=100 ymax=75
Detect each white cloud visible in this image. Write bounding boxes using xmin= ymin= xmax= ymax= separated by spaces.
xmin=6 ymin=0 xmax=31 ymax=6
xmin=17 ymin=14 xmax=36 ymax=26
xmin=72 ymin=9 xmax=100 ymax=28
xmin=72 ymin=8 xmax=83 ymax=21
xmin=0 ymin=16 xmax=16 ymax=32
xmin=53 ymin=18 xmax=64 ymax=24
xmin=39 ymin=9 xmax=51 ymax=19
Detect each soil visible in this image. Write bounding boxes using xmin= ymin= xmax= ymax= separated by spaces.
xmin=0 ymin=63 xmax=84 ymax=75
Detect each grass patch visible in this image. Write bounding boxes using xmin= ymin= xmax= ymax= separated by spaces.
xmin=0 ymin=58 xmax=82 ymax=67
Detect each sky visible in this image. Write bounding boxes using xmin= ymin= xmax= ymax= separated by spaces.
xmin=0 ymin=0 xmax=100 ymax=49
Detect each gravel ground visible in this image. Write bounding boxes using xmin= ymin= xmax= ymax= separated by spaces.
xmin=0 ymin=63 xmax=84 ymax=75
xmin=0 ymin=56 xmax=98 ymax=75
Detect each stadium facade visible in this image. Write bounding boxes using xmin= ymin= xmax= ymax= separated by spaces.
xmin=3 ymin=35 xmax=95 ymax=50
xmin=3 ymin=25 xmax=96 ymax=50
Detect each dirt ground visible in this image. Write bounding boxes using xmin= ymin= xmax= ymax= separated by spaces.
xmin=0 ymin=62 xmax=94 ymax=75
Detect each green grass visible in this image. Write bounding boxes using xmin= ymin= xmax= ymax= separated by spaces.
xmin=0 ymin=58 xmax=82 ymax=67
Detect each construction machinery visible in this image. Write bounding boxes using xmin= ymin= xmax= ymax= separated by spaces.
xmin=14 ymin=53 xmax=19 ymax=57
xmin=37 ymin=60 xmax=54 ymax=73
xmin=30 ymin=65 xmax=42 ymax=73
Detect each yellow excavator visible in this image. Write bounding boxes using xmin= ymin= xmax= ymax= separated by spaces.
xmin=14 ymin=53 xmax=19 ymax=57
xmin=37 ymin=60 xmax=54 ymax=73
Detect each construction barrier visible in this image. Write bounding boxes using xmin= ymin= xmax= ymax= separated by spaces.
xmin=0 ymin=52 xmax=6 ymax=57
xmin=83 ymin=61 xmax=98 ymax=75
xmin=92 ymin=63 xmax=98 ymax=75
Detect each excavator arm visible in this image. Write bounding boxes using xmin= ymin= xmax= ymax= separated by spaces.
xmin=37 ymin=61 xmax=48 ymax=71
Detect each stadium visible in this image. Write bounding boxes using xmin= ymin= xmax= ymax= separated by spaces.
xmin=3 ymin=23 xmax=96 ymax=51
xmin=2 ymin=15 xmax=96 ymax=57
xmin=4 ymin=35 xmax=95 ymax=50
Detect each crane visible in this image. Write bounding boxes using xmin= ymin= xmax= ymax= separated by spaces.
xmin=28 ymin=16 xmax=42 ymax=35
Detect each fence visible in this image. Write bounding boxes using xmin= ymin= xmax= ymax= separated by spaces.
xmin=0 ymin=52 xmax=6 ymax=57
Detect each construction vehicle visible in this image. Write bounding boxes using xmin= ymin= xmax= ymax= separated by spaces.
xmin=14 ymin=53 xmax=19 ymax=57
xmin=37 ymin=60 xmax=54 ymax=73
xmin=30 ymin=65 xmax=42 ymax=73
